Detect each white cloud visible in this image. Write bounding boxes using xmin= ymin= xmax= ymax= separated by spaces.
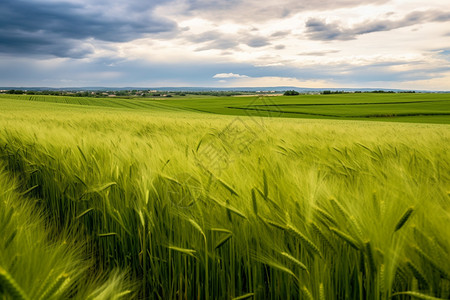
xmin=225 ymin=76 xmax=336 ymax=88
xmin=2 ymin=0 xmax=450 ymax=90
xmin=213 ymin=73 xmax=249 ymax=78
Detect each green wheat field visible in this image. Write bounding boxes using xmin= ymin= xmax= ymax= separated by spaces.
xmin=0 ymin=93 xmax=449 ymax=299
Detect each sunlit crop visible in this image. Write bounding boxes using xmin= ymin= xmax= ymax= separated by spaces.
xmin=0 ymin=95 xmax=449 ymax=299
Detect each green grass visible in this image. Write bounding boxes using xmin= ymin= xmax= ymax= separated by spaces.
xmin=1 ymin=92 xmax=449 ymax=123
xmin=0 ymin=166 xmax=133 ymax=300
xmin=0 ymin=96 xmax=449 ymax=299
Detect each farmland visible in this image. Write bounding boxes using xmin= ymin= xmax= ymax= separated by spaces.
xmin=1 ymin=92 xmax=450 ymax=123
xmin=0 ymin=94 xmax=449 ymax=299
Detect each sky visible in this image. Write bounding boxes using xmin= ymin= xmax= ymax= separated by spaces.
xmin=1 ymin=0 xmax=450 ymax=90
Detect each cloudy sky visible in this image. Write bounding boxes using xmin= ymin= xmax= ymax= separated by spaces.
xmin=1 ymin=0 xmax=450 ymax=90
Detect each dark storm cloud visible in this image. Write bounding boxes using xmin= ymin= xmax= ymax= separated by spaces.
xmin=0 ymin=30 xmax=95 ymax=58
xmin=0 ymin=0 xmax=176 ymax=58
xmin=305 ymin=10 xmax=450 ymax=41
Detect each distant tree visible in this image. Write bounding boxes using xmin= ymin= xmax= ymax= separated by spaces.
xmin=8 ymin=90 xmax=24 ymax=94
xmin=322 ymin=90 xmax=332 ymax=94
xmin=283 ymin=90 xmax=299 ymax=96
xmin=371 ymin=90 xmax=395 ymax=93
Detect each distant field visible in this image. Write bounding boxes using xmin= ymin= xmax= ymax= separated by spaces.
xmin=0 ymin=95 xmax=449 ymax=299
xmin=1 ymin=92 xmax=449 ymax=123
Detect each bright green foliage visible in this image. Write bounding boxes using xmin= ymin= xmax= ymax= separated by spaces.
xmin=0 ymin=167 xmax=133 ymax=299
xmin=0 ymin=96 xmax=449 ymax=299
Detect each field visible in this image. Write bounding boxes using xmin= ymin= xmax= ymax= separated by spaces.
xmin=1 ymin=92 xmax=450 ymax=124
xmin=0 ymin=93 xmax=449 ymax=299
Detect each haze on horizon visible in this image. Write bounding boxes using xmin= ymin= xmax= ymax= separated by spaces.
xmin=1 ymin=0 xmax=449 ymax=90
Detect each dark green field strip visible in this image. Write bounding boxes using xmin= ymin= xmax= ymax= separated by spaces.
xmin=228 ymin=106 xmax=450 ymax=119
xmin=230 ymin=93 xmax=450 ymax=106
xmin=243 ymin=101 xmax=450 ymax=116
xmin=248 ymin=99 xmax=450 ymax=107
xmin=307 ymin=93 xmax=449 ymax=104
xmin=247 ymin=105 xmax=450 ymax=117
xmin=226 ymin=97 xmax=450 ymax=122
